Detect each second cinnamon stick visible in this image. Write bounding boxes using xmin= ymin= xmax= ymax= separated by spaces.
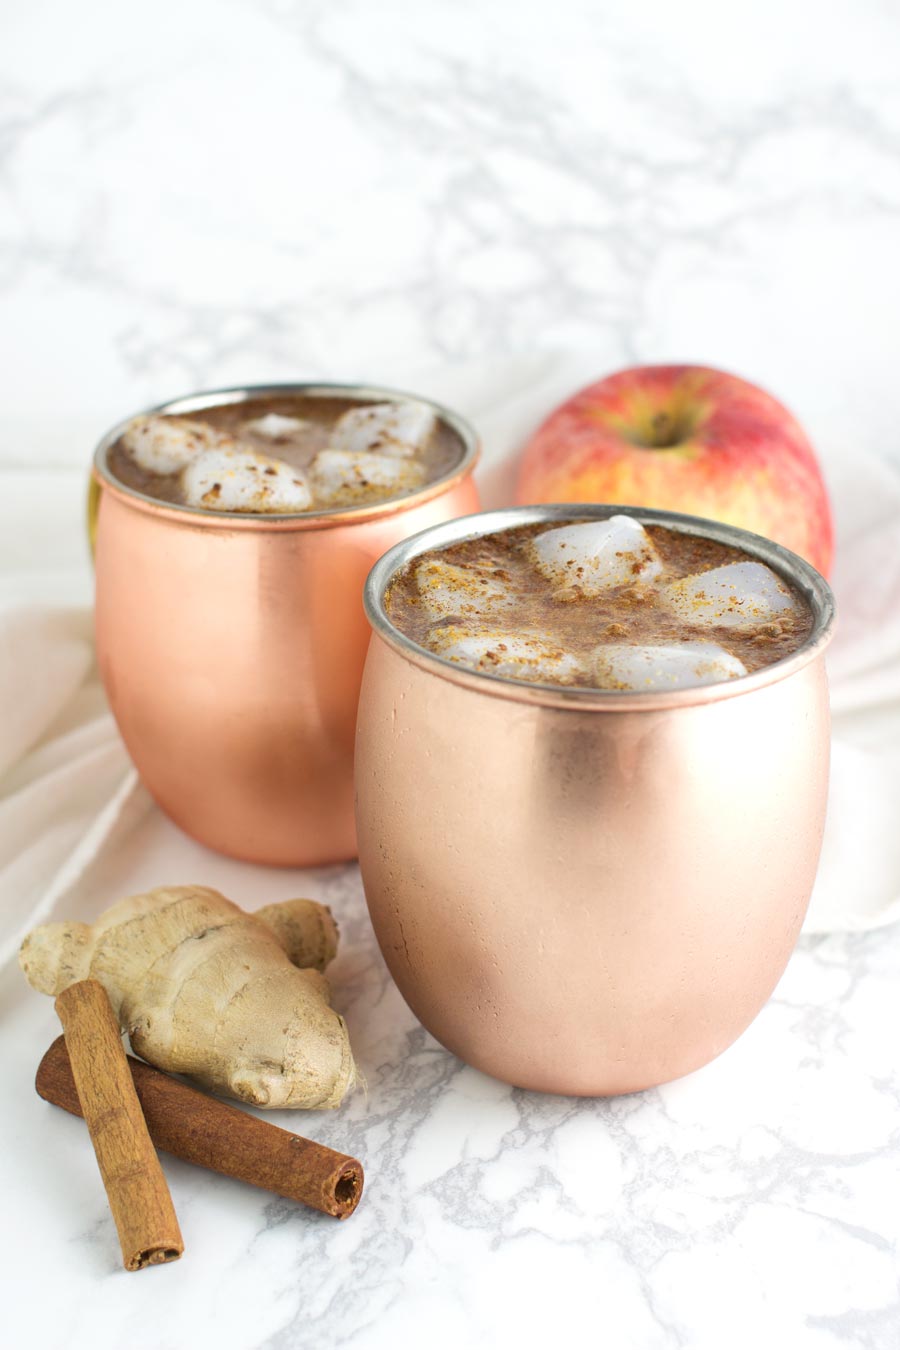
xmin=37 ymin=1037 xmax=364 ymax=1219
xmin=55 ymin=980 xmax=184 ymax=1271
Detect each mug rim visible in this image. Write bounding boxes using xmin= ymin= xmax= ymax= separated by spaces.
xmin=91 ymin=381 xmax=480 ymax=531
xmin=363 ymin=503 xmax=837 ymax=711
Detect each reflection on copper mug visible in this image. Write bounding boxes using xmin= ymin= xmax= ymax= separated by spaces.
xmin=355 ymin=505 xmax=836 ymax=1095
xmin=92 ymin=383 xmax=480 ymax=865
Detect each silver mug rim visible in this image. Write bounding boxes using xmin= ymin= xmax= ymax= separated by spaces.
xmin=363 ymin=503 xmax=837 ymax=711
xmin=91 ymin=381 xmax=480 ymax=530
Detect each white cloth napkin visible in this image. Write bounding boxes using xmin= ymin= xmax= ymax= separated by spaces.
xmin=0 ymin=608 xmax=151 ymax=968
xmin=1 ymin=354 xmax=898 ymax=964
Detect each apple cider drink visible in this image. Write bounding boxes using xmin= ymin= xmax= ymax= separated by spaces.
xmin=384 ymin=515 xmax=813 ymax=691
xmin=108 ymin=394 xmax=463 ymax=513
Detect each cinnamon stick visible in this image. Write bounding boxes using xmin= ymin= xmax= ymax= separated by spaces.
xmin=55 ymin=980 xmax=184 ymax=1271
xmin=37 ymin=1036 xmax=364 ymax=1220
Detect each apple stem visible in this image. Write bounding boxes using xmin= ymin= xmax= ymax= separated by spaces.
xmin=649 ymin=411 xmax=676 ymax=447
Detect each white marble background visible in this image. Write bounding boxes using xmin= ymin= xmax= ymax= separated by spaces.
xmin=4 ymin=0 xmax=900 ymax=472
xmin=2 ymin=1 xmax=900 ymax=1347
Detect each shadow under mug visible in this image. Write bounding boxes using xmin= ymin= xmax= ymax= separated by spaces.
xmin=355 ymin=504 xmax=836 ymax=1096
xmin=91 ymin=382 xmax=480 ymax=866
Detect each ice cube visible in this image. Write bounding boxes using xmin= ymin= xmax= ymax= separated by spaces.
xmin=530 ymin=516 xmax=663 ymax=594
xmin=180 ymin=448 xmax=312 ymax=513
xmin=590 ymin=641 xmax=747 ymax=691
xmin=428 ymin=626 xmax=584 ymax=684
xmin=414 ymin=559 xmax=516 ymax=621
xmin=121 ymin=415 xmax=231 ymax=475
xmin=310 ymin=449 xmax=426 ymax=507
xmin=242 ymin=413 xmax=312 ymax=440
xmin=662 ymin=562 xmax=798 ymax=629
xmin=329 ymin=401 xmax=436 ymax=459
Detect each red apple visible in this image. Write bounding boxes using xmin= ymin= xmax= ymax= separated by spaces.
xmin=516 ymin=364 xmax=834 ymax=576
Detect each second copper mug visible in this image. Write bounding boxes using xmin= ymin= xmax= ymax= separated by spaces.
xmin=92 ymin=383 xmax=480 ymax=865
xmin=356 ymin=505 xmax=836 ymax=1095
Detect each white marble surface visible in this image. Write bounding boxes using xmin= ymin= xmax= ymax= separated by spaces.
xmin=4 ymin=0 xmax=900 ymax=474
xmin=3 ymin=809 xmax=900 ymax=1350
xmin=3 ymin=1 xmax=900 ymax=1346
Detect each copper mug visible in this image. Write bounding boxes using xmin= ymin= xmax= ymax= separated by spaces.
xmin=355 ymin=504 xmax=836 ymax=1095
xmin=91 ymin=383 xmax=480 ymax=866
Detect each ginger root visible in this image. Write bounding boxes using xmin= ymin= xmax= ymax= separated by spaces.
xmin=19 ymin=886 xmax=355 ymax=1110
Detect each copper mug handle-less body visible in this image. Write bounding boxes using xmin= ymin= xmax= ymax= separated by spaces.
xmin=355 ymin=505 xmax=836 ymax=1096
xmin=92 ymin=383 xmax=480 ymax=867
